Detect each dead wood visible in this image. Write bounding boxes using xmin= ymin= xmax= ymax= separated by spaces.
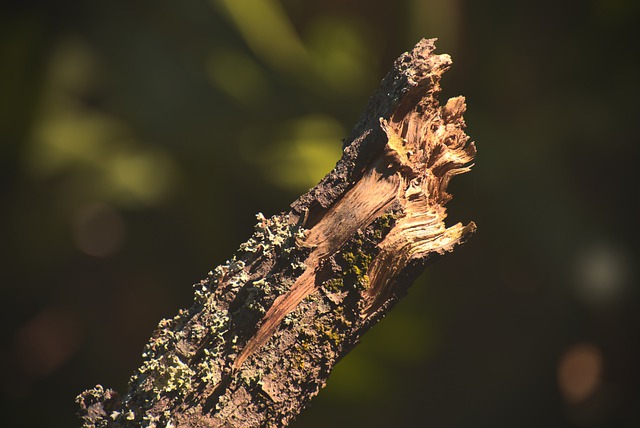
xmin=77 ymin=38 xmax=476 ymax=428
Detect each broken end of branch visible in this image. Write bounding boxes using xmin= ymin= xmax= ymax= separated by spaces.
xmin=77 ymin=38 xmax=477 ymax=428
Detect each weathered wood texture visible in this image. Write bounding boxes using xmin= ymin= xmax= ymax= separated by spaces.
xmin=77 ymin=38 xmax=476 ymax=428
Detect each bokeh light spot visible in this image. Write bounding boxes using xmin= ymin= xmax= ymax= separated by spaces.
xmin=323 ymin=353 xmax=389 ymax=402
xmin=72 ymin=203 xmax=125 ymax=257
xmin=15 ymin=306 xmax=82 ymax=378
xmin=25 ymin=36 xmax=180 ymax=209
xmin=208 ymin=47 xmax=270 ymax=107
xmin=572 ymin=242 xmax=631 ymax=308
xmin=305 ymin=16 xmax=373 ymax=96
xmin=557 ymin=343 xmax=604 ymax=405
xmin=266 ymin=115 xmax=344 ymax=191
xmin=214 ymin=0 xmax=309 ymax=74
xmin=238 ymin=114 xmax=344 ymax=192
xmin=105 ymin=149 xmax=178 ymax=207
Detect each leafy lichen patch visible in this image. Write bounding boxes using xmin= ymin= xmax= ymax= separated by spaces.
xmin=76 ymin=385 xmax=119 ymax=428
xmin=239 ymin=212 xmax=307 ymax=258
xmin=138 ymin=354 xmax=194 ymax=397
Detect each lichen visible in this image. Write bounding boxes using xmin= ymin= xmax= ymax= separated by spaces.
xmin=193 ymin=212 xmax=307 ymax=319
xmin=206 ymin=308 xmax=230 ymax=353
xmin=138 ymin=354 xmax=195 ymax=397
xmin=76 ymin=385 xmax=116 ymax=428
xmin=239 ymin=212 xmax=306 ymax=257
xmin=282 ymin=311 xmax=297 ymax=326
xmin=243 ymin=286 xmax=268 ymax=315
xmin=197 ymin=349 xmax=221 ymax=384
xmin=240 ymin=368 xmax=264 ymax=387
xmin=79 ymin=212 xmax=309 ymax=422
xmin=195 ymin=257 xmax=250 ymax=304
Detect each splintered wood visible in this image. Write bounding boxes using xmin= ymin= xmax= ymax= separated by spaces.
xmin=77 ymin=38 xmax=476 ymax=428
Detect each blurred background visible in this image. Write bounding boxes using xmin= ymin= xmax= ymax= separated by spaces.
xmin=1 ymin=0 xmax=639 ymax=426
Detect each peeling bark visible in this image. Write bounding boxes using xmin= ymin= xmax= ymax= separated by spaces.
xmin=77 ymin=38 xmax=476 ymax=428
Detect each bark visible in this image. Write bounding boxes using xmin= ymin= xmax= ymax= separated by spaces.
xmin=77 ymin=38 xmax=477 ymax=428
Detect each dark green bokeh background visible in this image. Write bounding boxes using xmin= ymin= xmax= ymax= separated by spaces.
xmin=1 ymin=1 xmax=639 ymax=427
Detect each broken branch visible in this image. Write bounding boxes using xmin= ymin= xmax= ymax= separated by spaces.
xmin=77 ymin=38 xmax=476 ymax=428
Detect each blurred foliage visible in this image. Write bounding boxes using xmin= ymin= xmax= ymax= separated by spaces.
xmin=1 ymin=1 xmax=639 ymax=427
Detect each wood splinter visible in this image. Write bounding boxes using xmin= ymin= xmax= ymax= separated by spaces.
xmin=77 ymin=38 xmax=477 ymax=428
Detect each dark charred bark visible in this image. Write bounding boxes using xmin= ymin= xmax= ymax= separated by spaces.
xmin=77 ymin=38 xmax=477 ymax=428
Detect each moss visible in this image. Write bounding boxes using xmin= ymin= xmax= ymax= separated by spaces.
xmin=317 ymin=324 xmax=342 ymax=347
xmin=333 ymin=214 xmax=397 ymax=291
xmin=292 ymin=340 xmax=311 ymax=370
xmin=371 ymin=213 xmax=396 ymax=241
xmin=334 ymin=306 xmax=353 ymax=329
xmin=340 ymin=247 xmax=372 ymax=289
xmin=323 ymin=278 xmax=344 ymax=293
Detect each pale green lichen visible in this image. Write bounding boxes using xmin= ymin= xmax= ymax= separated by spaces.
xmin=240 ymin=278 xmax=272 ymax=315
xmin=282 ymin=310 xmax=298 ymax=326
xmin=195 ymin=258 xmax=249 ymax=303
xmin=84 ymin=213 xmax=310 ymax=424
xmin=190 ymin=323 xmax=207 ymax=342
xmin=197 ymin=349 xmax=221 ymax=384
xmin=142 ymin=413 xmax=160 ymax=428
xmin=240 ymin=367 xmax=264 ymax=387
xmin=193 ymin=212 xmax=306 ymax=308
xmin=138 ymin=354 xmax=195 ymax=398
xmin=205 ymin=307 xmax=230 ymax=355
xmin=139 ymin=410 xmax=175 ymax=428
xmin=239 ymin=212 xmax=306 ymax=255
xmin=214 ymin=390 xmax=232 ymax=412
xmin=244 ymin=289 xmax=267 ymax=315
xmin=76 ymin=385 xmax=114 ymax=428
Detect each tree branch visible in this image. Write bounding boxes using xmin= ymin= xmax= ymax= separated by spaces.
xmin=77 ymin=38 xmax=476 ymax=428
